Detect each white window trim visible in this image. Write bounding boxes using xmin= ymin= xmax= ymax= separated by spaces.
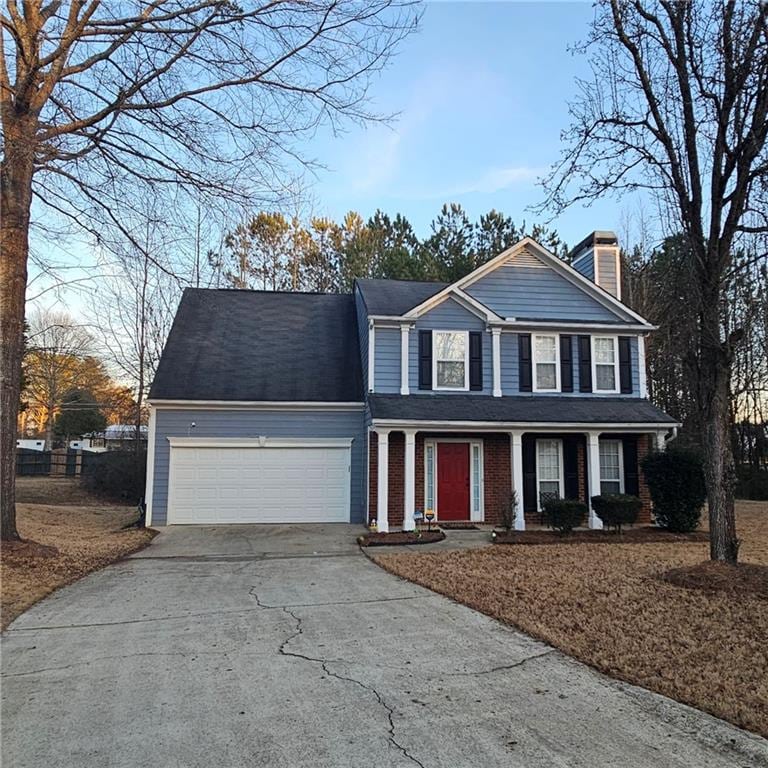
xmin=532 ymin=333 xmax=561 ymax=393
xmin=591 ymin=335 xmax=620 ymax=394
xmin=599 ymin=439 xmax=624 ymax=495
xmin=535 ymin=438 xmax=564 ymax=510
xmin=423 ymin=438 xmax=484 ymax=522
xmin=432 ymin=330 xmax=470 ymax=391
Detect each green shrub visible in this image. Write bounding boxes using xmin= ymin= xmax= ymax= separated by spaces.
xmin=542 ymin=498 xmax=587 ymax=535
xmin=81 ymin=450 xmax=147 ymax=504
xmin=736 ymin=466 xmax=768 ymax=501
xmin=641 ymin=449 xmax=706 ymax=532
xmin=590 ymin=494 xmax=642 ymax=533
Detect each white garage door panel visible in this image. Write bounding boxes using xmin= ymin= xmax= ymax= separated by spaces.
xmin=169 ymin=445 xmax=350 ymax=524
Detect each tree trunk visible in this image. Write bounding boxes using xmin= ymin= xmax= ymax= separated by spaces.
xmin=703 ymin=365 xmax=739 ymax=562
xmin=0 ymin=118 xmax=36 ymax=541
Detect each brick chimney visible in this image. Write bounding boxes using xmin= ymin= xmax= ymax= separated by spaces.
xmin=569 ymin=231 xmax=621 ymax=300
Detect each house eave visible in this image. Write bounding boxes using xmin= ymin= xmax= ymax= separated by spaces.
xmin=371 ymin=418 xmax=680 ymax=432
xmin=148 ymin=399 xmax=365 ymax=411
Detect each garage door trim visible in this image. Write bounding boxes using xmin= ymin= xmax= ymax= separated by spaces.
xmin=167 ymin=436 xmax=353 ymax=449
xmin=167 ymin=436 xmax=353 ymax=525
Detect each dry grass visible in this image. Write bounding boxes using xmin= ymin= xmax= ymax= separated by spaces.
xmin=1 ymin=478 xmax=155 ymax=630
xmin=374 ymin=501 xmax=768 ymax=738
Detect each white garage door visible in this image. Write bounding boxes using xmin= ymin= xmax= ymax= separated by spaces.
xmin=167 ymin=438 xmax=351 ymax=524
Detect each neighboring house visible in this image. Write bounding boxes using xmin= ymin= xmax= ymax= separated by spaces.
xmin=86 ymin=424 xmax=148 ymax=451
xmin=145 ymin=232 xmax=677 ymax=530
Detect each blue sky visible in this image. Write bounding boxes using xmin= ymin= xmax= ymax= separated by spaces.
xmin=306 ymin=1 xmax=636 ymax=248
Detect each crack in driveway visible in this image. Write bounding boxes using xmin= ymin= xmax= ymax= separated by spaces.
xmin=251 ymin=588 xmax=427 ymax=768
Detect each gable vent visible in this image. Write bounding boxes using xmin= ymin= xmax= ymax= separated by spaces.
xmin=508 ymin=248 xmax=546 ymax=269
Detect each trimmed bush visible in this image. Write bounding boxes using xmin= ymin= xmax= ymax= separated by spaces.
xmin=641 ymin=449 xmax=706 ymax=532
xmin=542 ymin=498 xmax=587 ymax=535
xmin=81 ymin=450 xmax=147 ymax=504
xmin=590 ymin=494 xmax=642 ymax=533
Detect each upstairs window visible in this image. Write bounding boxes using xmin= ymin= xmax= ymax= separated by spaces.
xmin=593 ymin=337 xmax=619 ymax=392
xmin=533 ymin=334 xmax=560 ymax=392
xmin=599 ymin=440 xmax=623 ymax=495
xmin=433 ymin=331 xmax=468 ymax=390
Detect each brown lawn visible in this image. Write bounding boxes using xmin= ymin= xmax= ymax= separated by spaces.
xmin=1 ymin=478 xmax=155 ymax=630
xmin=374 ymin=501 xmax=768 ymax=738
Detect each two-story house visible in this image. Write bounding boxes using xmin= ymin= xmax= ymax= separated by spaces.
xmin=144 ymin=232 xmax=677 ymax=530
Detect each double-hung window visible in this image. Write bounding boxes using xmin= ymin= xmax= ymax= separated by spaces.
xmin=593 ymin=336 xmax=619 ymax=392
xmin=433 ymin=331 xmax=468 ymax=390
xmin=536 ymin=439 xmax=563 ymax=508
xmin=599 ymin=440 xmax=623 ymax=495
xmin=533 ymin=334 xmax=559 ymax=392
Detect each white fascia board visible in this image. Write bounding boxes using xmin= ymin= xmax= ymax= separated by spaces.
xmin=370 ymin=288 xmax=502 ymax=325
xmin=491 ymin=320 xmax=657 ymax=332
xmin=149 ymin=400 xmax=364 ymax=411
xmin=371 ymin=419 xmax=680 ymax=431
xmin=168 ymin=436 xmax=354 ymax=449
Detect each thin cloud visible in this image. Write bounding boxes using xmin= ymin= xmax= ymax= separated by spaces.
xmin=446 ymin=165 xmax=543 ymax=196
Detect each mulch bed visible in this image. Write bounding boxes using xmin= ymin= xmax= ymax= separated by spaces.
xmin=358 ymin=530 xmax=446 ymax=547
xmin=492 ymin=527 xmax=708 ymax=545
xmin=661 ymin=561 xmax=768 ymax=599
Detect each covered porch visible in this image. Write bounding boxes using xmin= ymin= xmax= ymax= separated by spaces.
xmin=369 ymin=426 xmax=672 ymax=533
xmin=367 ymin=393 xmax=679 ymax=533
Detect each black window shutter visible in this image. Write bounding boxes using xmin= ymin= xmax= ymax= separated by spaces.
xmin=578 ymin=335 xmax=592 ymax=392
xmin=623 ymin=436 xmax=640 ymax=496
xmin=522 ymin=435 xmax=537 ymax=514
xmin=619 ymin=336 xmax=632 ymax=394
xmin=563 ymin=436 xmax=579 ymax=499
xmin=519 ymin=333 xmax=532 ymax=392
xmin=469 ymin=332 xmax=483 ymax=391
xmin=560 ymin=335 xmax=573 ymax=392
xmin=418 ymin=330 xmax=432 ymax=390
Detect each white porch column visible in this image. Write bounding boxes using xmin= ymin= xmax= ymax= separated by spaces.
xmin=377 ymin=430 xmax=390 ymax=533
xmin=403 ymin=430 xmax=416 ymax=531
xmin=586 ymin=431 xmax=604 ymax=530
xmin=400 ymin=325 xmax=410 ymax=395
xmin=655 ymin=430 xmax=666 ymax=451
xmin=492 ymin=327 xmax=502 ymax=397
xmin=510 ymin=431 xmax=525 ymax=530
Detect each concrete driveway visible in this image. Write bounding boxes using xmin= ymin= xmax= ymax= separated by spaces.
xmin=2 ymin=525 xmax=767 ymax=768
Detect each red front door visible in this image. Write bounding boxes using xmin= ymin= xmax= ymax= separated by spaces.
xmin=437 ymin=443 xmax=470 ymax=521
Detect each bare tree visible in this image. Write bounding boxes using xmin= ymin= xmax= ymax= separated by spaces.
xmin=23 ymin=307 xmax=95 ymax=447
xmin=542 ymin=0 xmax=768 ymax=563
xmin=0 ymin=0 xmax=419 ymax=540
xmin=90 ymin=217 xmax=179 ymax=451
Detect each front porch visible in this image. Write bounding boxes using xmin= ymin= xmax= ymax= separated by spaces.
xmin=368 ymin=427 xmax=669 ymax=533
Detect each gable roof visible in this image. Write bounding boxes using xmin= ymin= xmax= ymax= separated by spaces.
xmin=149 ymin=288 xmax=363 ymax=402
xmin=403 ymin=237 xmax=654 ymax=327
xmin=355 ymin=278 xmax=447 ymax=316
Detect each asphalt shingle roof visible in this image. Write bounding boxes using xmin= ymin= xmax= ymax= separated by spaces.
xmin=368 ymin=394 xmax=677 ymax=425
xmin=355 ymin=278 xmax=447 ymax=316
xmin=149 ymin=289 xmax=363 ymax=402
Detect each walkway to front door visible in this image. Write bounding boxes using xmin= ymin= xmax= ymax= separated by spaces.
xmin=437 ymin=442 xmax=470 ymax=520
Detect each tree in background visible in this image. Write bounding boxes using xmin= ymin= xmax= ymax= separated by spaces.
xmin=53 ymin=390 xmax=106 ymax=443
xmin=22 ymin=309 xmax=95 ymax=447
xmin=212 ymin=204 xmax=570 ymax=290
xmin=0 ymin=0 xmax=419 ymax=540
xmin=542 ymin=0 xmax=768 ymax=563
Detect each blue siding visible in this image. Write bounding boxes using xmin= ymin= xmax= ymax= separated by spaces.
xmin=466 ymin=263 xmax=620 ymax=322
xmin=354 ymin=286 xmax=369 ymax=392
xmin=573 ymin=253 xmax=594 ymax=280
xmin=500 ymin=332 xmax=639 ymax=397
xmin=374 ymin=327 xmax=400 ymax=393
xmin=151 ymin=408 xmax=366 ymax=525
xmin=407 ymin=298 xmax=491 ymax=394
